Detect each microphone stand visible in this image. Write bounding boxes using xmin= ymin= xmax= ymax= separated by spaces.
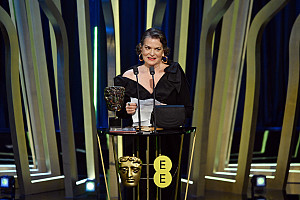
xmin=150 ymin=66 xmax=157 ymax=134
xmin=133 ymin=66 xmax=142 ymax=134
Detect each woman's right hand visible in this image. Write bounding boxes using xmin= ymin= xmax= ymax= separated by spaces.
xmin=126 ymin=102 xmax=137 ymax=115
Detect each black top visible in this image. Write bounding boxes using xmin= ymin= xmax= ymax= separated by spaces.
xmin=99 ymin=127 xmax=196 ymax=136
xmin=114 ymin=62 xmax=193 ymax=122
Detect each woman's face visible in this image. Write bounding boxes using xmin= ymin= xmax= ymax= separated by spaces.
xmin=141 ymin=37 xmax=164 ymax=67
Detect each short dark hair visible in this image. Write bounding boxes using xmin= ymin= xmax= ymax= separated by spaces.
xmin=136 ymin=28 xmax=170 ymax=56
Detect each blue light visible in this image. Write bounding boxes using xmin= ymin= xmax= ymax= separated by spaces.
xmin=85 ymin=179 xmax=96 ymax=192
xmin=0 ymin=177 xmax=9 ymax=188
xmin=256 ymin=177 xmax=266 ymax=187
xmin=0 ymin=176 xmax=15 ymax=196
xmin=251 ymin=175 xmax=266 ymax=199
xmin=252 ymin=175 xmax=266 ymax=187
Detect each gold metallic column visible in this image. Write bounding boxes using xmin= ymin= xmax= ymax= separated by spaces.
xmin=76 ymin=0 xmax=100 ymax=183
xmin=0 ymin=5 xmax=31 ymax=195
xmin=1 ymin=1 xmax=64 ymax=195
xmin=146 ymin=0 xmax=156 ymax=29
xmin=152 ymin=0 xmax=167 ymax=28
xmin=14 ymin=0 xmax=47 ymax=173
xmin=190 ymin=0 xmax=233 ymax=197
xmin=26 ymin=0 xmax=61 ymax=176
xmin=205 ymin=0 xmax=290 ymax=195
xmin=206 ymin=0 xmax=252 ymax=175
xmin=173 ymin=0 xmax=190 ymax=72
xmin=268 ymin=14 xmax=300 ymax=190
xmin=8 ymin=0 xmax=37 ymax=169
xmin=102 ymin=0 xmax=120 ymax=198
xmin=38 ymin=0 xmax=78 ymax=197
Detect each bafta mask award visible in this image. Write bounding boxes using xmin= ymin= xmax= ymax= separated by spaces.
xmin=118 ymin=156 xmax=142 ymax=187
xmin=104 ymin=86 xmax=125 ymax=127
xmin=104 ymin=86 xmax=125 ymax=115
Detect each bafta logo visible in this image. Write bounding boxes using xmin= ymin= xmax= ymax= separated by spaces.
xmin=104 ymin=86 xmax=125 ymax=117
xmin=104 ymin=86 xmax=125 ymax=128
xmin=118 ymin=156 xmax=142 ymax=187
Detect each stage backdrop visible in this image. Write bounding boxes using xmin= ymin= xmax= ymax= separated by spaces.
xmin=0 ymin=0 xmax=299 ymax=197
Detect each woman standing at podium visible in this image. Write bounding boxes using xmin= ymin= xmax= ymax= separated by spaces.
xmin=114 ymin=28 xmax=193 ymax=199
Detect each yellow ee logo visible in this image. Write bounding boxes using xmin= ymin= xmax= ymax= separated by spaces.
xmin=153 ymin=155 xmax=172 ymax=188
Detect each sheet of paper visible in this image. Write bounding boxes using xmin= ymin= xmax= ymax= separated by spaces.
xmin=130 ymin=98 xmax=164 ymax=126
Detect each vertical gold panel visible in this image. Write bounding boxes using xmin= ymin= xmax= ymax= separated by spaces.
xmin=147 ymin=0 xmax=156 ymax=29
xmin=206 ymin=0 xmax=252 ymax=175
xmin=26 ymin=0 xmax=60 ymax=175
xmin=49 ymin=0 xmax=61 ymax=107
xmin=190 ymin=0 xmax=233 ymax=197
xmin=102 ymin=1 xmax=116 ymax=86
xmin=2 ymin=1 xmax=64 ymax=195
xmin=236 ymin=0 xmax=290 ymax=193
xmin=110 ymin=0 xmax=123 ymax=162
xmin=268 ymin=14 xmax=300 ymax=190
xmin=8 ymin=0 xmax=37 ymax=169
xmin=111 ymin=0 xmax=121 ymax=76
xmin=76 ymin=0 xmax=100 ymax=182
xmin=204 ymin=0 xmax=290 ymax=195
xmin=102 ymin=0 xmax=119 ymax=198
xmin=152 ymin=0 xmax=166 ymax=28
xmin=0 ymin=5 xmax=31 ymax=195
xmin=39 ymin=0 xmax=78 ymax=197
xmin=173 ymin=0 xmax=190 ymax=72
xmin=14 ymin=0 xmax=47 ymax=172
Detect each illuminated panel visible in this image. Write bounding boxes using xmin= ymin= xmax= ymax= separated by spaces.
xmin=93 ymin=27 xmax=98 ymax=111
xmin=76 ymin=178 xmax=88 ymax=186
xmin=181 ymin=178 xmax=194 ymax=184
xmin=31 ymin=176 xmax=64 ymax=183
xmin=205 ymin=176 xmax=236 ymax=183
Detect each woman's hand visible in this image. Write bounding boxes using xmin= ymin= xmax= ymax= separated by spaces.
xmin=126 ymin=102 xmax=137 ymax=115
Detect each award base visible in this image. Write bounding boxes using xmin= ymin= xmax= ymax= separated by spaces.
xmin=109 ymin=117 xmax=122 ymax=128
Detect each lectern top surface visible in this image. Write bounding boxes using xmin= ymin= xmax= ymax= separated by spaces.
xmin=98 ymin=127 xmax=196 ymax=136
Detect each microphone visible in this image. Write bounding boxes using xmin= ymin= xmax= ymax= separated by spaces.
xmin=150 ymin=66 xmax=155 ymax=75
xmin=133 ymin=66 xmax=142 ymax=133
xmin=149 ymin=66 xmax=157 ymax=133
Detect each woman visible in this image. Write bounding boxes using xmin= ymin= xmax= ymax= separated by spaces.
xmin=114 ymin=28 xmax=193 ymax=199
xmin=115 ymin=28 xmax=193 ymax=123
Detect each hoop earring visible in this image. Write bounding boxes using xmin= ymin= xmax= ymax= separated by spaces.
xmin=162 ymin=56 xmax=168 ymax=64
xmin=139 ymin=54 xmax=143 ymax=61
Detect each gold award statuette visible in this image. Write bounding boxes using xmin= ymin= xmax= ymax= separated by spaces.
xmin=118 ymin=156 xmax=142 ymax=187
xmin=153 ymin=155 xmax=172 ymax=188
xmin=104 ymin=86 xmax=125 ymax=128
xmin=104 ymin=86 xmax=125 ymax=117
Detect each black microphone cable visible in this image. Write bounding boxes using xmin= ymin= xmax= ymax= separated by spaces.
xmin=133 ymin=66 xmax=142 ymax=133
xmin=150 ymin=66 xmax=157 ymax=133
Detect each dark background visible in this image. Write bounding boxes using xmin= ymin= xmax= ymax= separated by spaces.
xmin=0 ymin=0 xmax=299 ymax=177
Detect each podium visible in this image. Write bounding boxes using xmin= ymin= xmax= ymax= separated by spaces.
xmin=97 ymin=127 xmax=196 ymax=200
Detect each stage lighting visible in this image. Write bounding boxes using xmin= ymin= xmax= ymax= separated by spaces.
xmin=253 ymin=197 xmax=266 ymax=200
xmin=251 ymin=175 xmax=266 ymax=199
xmin=0 ymin=176 xmax=15 ymax=196
xmin=85 ymin=179 xmax=96 ymax=192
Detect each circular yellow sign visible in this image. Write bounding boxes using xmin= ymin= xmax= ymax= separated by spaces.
xmin=153 ymin=155 xmax=172 ymax=171
xmin=154 ymin=172 xmax=172 ymax=188
xmin=153 ymin=155 xmax=172 ymax=188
